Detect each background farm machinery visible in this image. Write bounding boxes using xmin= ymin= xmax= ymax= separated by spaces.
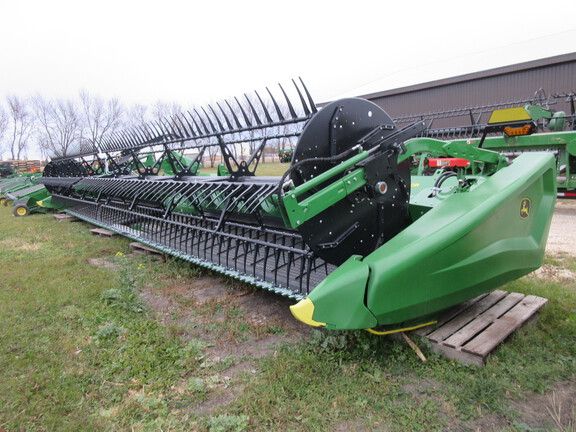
xmin=7 ymin=80 xmax=571 ymax=332
xmin=394 ymin=92 xmax=576 ymax=196
xmin=0 ymin=173 xmax=48 ymax=214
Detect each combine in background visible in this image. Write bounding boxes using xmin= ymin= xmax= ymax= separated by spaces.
xmin=395 ymin=92 xmax=576 ymax=198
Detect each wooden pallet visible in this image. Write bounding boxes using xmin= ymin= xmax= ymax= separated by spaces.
xmin=129 ymin=242 xmax=165 ymax=260
xmin=53 ymin=213 xmax=79 ymax=222
xmin=414 ymin=290 xmax=548 ymax=366
xmin=90 ymin=228 xmax=118 ymax=237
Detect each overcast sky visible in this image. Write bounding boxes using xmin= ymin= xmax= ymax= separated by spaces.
xmin=1 ymin=0 xmax=575 ymax=108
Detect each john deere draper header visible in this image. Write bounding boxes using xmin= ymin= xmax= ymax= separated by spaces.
xmin=39 ymin=80 xmax=568 ymax=333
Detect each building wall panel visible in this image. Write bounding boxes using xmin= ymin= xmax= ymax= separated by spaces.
xmin=362 ymin=53 xmax=576 ymax=128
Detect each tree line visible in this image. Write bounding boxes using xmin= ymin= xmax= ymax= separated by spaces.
xmin=0 ymin=91 xmax=297 ymax=166
xmin=0 ymin=91 xmax=187 ymax=161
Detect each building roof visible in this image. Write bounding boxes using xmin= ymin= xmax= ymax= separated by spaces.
xmin=359 ymin=52 xmax=576 ymax=100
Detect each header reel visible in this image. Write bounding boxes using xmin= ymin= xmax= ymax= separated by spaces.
xmin=41 ymin=82 xmax=423 ymax=299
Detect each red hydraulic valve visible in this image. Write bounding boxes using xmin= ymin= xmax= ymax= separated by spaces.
xmin=428 ymin=158 xmax=470 ymax=168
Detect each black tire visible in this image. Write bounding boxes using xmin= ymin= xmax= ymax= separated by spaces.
xmin=4 ymin=198 xmax=13 ymax=207
xmin=0 ymin=196 xmax=5 ymax=206
xmin=13 ymin=204 xmax=30 ymax=217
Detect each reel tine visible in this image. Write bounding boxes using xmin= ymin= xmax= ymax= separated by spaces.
xmin=278 ymin=83 xmax=297 ymax=119
xmin=255 ymin=90 xmax=273 ymax=123
xmin=131 ymin=126 xmax=145 ymax=143
xmin=120 ymin=131 xmax=133 ymax=149
xmin=292 ymin=78 xmax=310 ymax=116
xmin=193 ymin=109 xmax=212 ymax=134
xmin=208 ymin=104 xmax=226 ymax=132
xmin=187 ymin=111 xmax=205 ymax=136
xmin=299 ymin=77 xmax=318 ymax=114
xmin=234 ymin=96 xmax=252 ymax=127
xmin=97 ymin=78 xmax=315 ymax=160
xmin=266 ymin=87 xmax=285 ymax=121
xmin=113 ymin=131 xmax=125 ymax=148
xmin=179 ymin=112 xmax=197 ymax=137
xmin=129 ymin=128 xmax=143 ymax=147
xmin=141 ymin=123 xmax=154 ymax=141
xmin=200 ymin=107 xmax=219 ymax=133
xmin=169 ymin=115 xmax=185 ymax=139
xmin=244 ymin=94 xmax=262 ymax=126
xmin=126 ymin=128 xmax=139 ymax=146
xmin=154 ymin=120 xmax=168 ymax=140
xmin=110 ymin=133 xmax=122 ymax=150
xmin=108 ymin=133 xmax=118 ymax=149
xmin=216 ymin=102 xmax=235 ymax=130
xmin=150 ymin=121 xmax=165 ymax=140
xmin=157 ymin=118 xmax=172 ymax=139
xmin=161 ymin=117 xmax=177 ymax=139
xmin=125 ymin=130 xmax=139 ymax=147
xmin=132 ymin=127 xmax=146 ymax=145
xmin=174 ymin=113 xmax=191 ymax=138
xmin=224 ymin=99 xmax=243 ymax=129
xmin=101 ymin=137 xmax=110 ymax=151
xmin=141 ymin=124 xmax=154 ymax=140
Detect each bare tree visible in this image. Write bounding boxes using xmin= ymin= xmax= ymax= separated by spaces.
xmin=79 ymin=90 xmax=123 ymax=149
xmin=6 ymin=96 xmax=35 ymax=160
xmin=150 ymin=100 xmax=186 ymax=143
xmin=0 ymin=106 xmax=8 ymax=159
xmin=205 ymin=144 xmax=220 ymax=168
xmin=151 ymin=101 xmax=183 ymax=124
xmin=32 ymin=95 xmax=83 ymax=158
xmin=125 ymin=103 xmax=150 ymax=130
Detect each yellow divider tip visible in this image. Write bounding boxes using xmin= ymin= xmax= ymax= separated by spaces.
xmin=290 ymin=298 xmax=326 ymax=327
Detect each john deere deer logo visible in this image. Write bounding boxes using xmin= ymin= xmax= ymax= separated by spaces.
xmin=520 ymin=198 xmax=531 ymax=219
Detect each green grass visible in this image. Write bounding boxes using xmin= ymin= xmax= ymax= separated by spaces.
xmin=0 ymin=209 xmax=574 ymax=431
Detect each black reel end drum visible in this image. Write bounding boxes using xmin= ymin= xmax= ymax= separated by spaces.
xmin=290 ymin=98 xmax=411 ymax=265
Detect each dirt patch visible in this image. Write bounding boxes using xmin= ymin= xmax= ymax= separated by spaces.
xmin=448 ymin=381 xmax=576 ymax=432
xmin=87 ymin=257 xmax=120 ymax=269
xmin=141 ymin=276 xmax=310 ymax=343
xmin=547 ymin=200 xmax=576 ymax=256
xmin=0 ymin=238 xmax=42 ymax=251
xmin=195 ymin=386 xmax=240 ymax=414
xmin=401 ymin=377 xmax=443 ymax=397
xmin=461 ymin=413 xmax=510 ymax=432
xmin=140 ymin=274 xmax=313 ymax=414
xmin=141 ymin=274 xmax=310 ymax=336
xmin=528 ymin=264 xmax=576 ymax=281
xmin=334 ymin=419 xmax=390 ymax=431
xmin=510 ymin=381 xmax=576 ymax=431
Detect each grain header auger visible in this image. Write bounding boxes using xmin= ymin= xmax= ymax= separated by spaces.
xmin=38 ymin=80 xmax=559 ymax=333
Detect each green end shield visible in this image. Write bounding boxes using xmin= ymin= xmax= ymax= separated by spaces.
xmin=291 ymin=255 xmax=377 ymax=330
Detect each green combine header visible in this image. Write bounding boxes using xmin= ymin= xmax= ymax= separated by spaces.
xmin=32 ymin=81 xmax=570 ymax=332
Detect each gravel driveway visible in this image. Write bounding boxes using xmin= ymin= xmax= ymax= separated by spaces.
xmin=546 ymin=199 xmax=576 ymax=256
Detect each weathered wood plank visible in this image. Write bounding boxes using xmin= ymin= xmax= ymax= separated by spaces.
xmin=462 ymin=295 xmax=548 ymax=357
xmin=415 ymin=293 xmax=490 ymax=337
xmin=90 ymin=228 xmax=118 ymax=237
xmin=129 ymin=242 xmax=165 ymax=259
xmin=443 ymin=293 xmax=525 ymax=348
xmin=413 ymin=292 xmax=547 ymax=366
xmin=426 ymin=342 xmax=485 ymax=367
xmin=426 ymin=290 xmax=508 ymax=342
xmin=53 ymin=213 xmax=79 ymax=222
